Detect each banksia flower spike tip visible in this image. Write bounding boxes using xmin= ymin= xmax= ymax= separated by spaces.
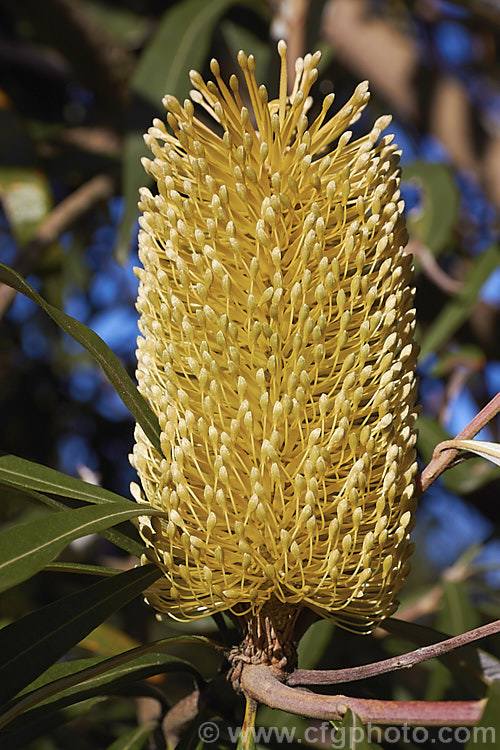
xmin=131 ymin=41 xmax=418 ymax=637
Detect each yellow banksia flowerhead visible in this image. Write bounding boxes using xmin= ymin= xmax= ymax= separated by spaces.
xmin=131 ymin=41 xmax=418 ymax=634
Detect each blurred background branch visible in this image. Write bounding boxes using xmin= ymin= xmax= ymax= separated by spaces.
xmin=0 ymin=174 xmax=114 ymax=317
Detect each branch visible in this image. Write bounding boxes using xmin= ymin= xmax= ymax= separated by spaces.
xmin=270 ymin=0 xmax=308 ymax=92
xmin=240 ymin=664 xmax=485 ymax=726
xmin=406 ymin=239 xmax=463 ymax=295
xmin=0 ymin=174 xmax=114 ymax=319
xmin=389 ymin=552 xmax=472 ymax=624
xmin=322 ymin=0 xmax=418 ymax=120
xmin=419 ymin=391 xmax=500 ymax=494
xmin=162 ymin=689 xmax=200 ymax=747
xmin=61 ymin=127 xmax=122 ymax=157
xmin=390 ymin=583 xmax=444 ymax=623
xmin=288 ymin=618 xmax=500 ymax=686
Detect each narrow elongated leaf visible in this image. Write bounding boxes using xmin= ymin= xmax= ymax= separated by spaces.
xmin=332 ymin=710 xmax=383 ymax=749
xmin=117 ymin=0 xmax=236 ymax=260
xmin=384 ymin=617 xmax=469 ymax=649
xmin=79 ymin=622 xmax=140 ymax=657
xmin=0 ymin=453 xmax=129 ymax=504
xmin=132 ymin=0 xmax=236 ymax=108
xmin=0 ymin=481 xmax=144 ymax=557
xmin=221 ymin=19 xmax=271 ymax=88
xmin=426 ymin=579 xmax=481 ymax=701
xmin=384 ymin=617 xmax=489 ymax=696
xmin=297 ymin=618 xmax=335 ymax=669
xmin=439 ymin=580 xmax=480 ymax=638
xmin=236 ymin=695 xmax=257 ymax=750
xmin=176 ymin=710 xmax=217 ymax=750
xmin=17 ymin=658 xmax=102 ymax=696
xmin=106 ymin=723 xmax=157 ymax=750
xmin=0 ymin=262 xmax=161 ymax=454
xmin=119 ymin=133 xmax=152 ymax=262
xmin=0 ymin=698 xmax=102 ymax=750
xmin=0 ymin=564 xmax=161 ymax=709
xmin=3 ymin=655 xmax=197 ymax=733
xmin=82 ymin=2 xmax=148 ymax=45
xmin=419 ymin=245 xmax=500 ymax=359
xmin=0 ymin=500 xmax=160 ymax=594
xmin=43 ymin=562 xmax=121 ymax=577
xmin=1 ymin=636 xmax=217 ymax=729
xmin=252 ymin=703 xmax=309 ymax=745
xmin=402 ymin=162 xmax=459 ymax=256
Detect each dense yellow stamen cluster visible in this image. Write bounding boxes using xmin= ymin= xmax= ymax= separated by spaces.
xmin=131 ymin=41 xmax=418 ymax=633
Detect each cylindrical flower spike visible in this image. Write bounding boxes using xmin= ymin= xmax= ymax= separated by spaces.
xmin=131 ymin=41 xmax=418 ymax=634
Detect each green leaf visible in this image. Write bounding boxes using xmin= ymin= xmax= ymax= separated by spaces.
xmin=43 ymin=562 xmax=121 ymax=577
xmin=430 ymin=577 xmax=483 ymax=698
xmin=2 ymin=636 xmax=217 ymax=730
xmin=221 ymin=19 xmax=271 ymax=84
xmin=81 ymin=0 xmax=148 ymax=46
xmin=256 ymin=705 xmax=308 ymax=746
xmin=0 ymin=481 xmax=145 ymax=558
xmin=384 ymin=617 xmax=487 ymax=697
xmin=439 ymin=580 xmax=480 ymax=638
xmin=0 ymin=262 xmax=162 ymax=454
xmin=106 ymin=723 xmax=157 ymax=750
xmin=297 ymin=618 xmax=335 ymax=669
xmin=2 ymin=655 xmax=196 ymax=736
xmin=79 ymin=621 xmax=140 ymax=657
xmin=117 ymin=0 xmax=238 ymax=260
xmin=0 ymin=168 xmax=52 ymax=245
xmin=465 ymin=681 xmax=500 ymax=749
xmin=176 ymin=710 xmax=216 ymax=750
xmin=0 ymin=697 xmax=103 ymax=750
xmin=132 ymin=0 xmax=236 ymax=112
xmin=236 ymin=696 xmax=257 ymax=750
xmin=0 ymin=500 xmax=161 ymax=594
xmin=0 ymin=453 xmax=129 ymax=505
xmin=402 ymin=162 xmax=459 ymax=256
xmin=0 ymin=564 xmax=162 ymax=709
xmin=17 ymin=658 xmax=102 ymax=696
xmin=118 ymin=133 xmax=152 ymax=263
xmin=236 ymin=727 xmax=256 ymax=750
xmin=419 ymin=245 xmax=500 ymax=360
xmin=331 ymin=709 xmax=383 ymax=749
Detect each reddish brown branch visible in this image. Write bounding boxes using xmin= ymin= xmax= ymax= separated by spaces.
xmin=241 ymin=664 xmax=485 ymax=726
xmin=288 ymin=618 xmax=500 ymax=686
xmin=419 ymin=392 xmax=500 ymax=493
